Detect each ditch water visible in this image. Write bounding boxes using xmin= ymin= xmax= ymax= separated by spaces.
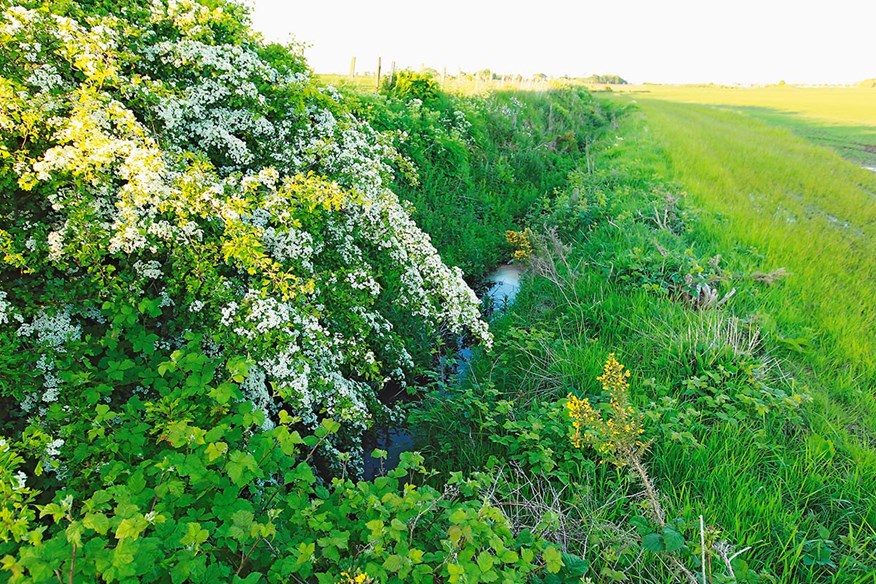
xmin=361 ymin=264 xmax=523 ymax=480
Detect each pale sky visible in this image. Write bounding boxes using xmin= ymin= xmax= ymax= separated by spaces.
xmin=249 ymin=0 xmax=875 ymax=85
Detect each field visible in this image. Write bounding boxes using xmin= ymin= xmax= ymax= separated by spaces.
xmin=2 ymin=2 xmax=875 ymax=581
xmin=615 ymin=85 xmax=876 ymax=167
xmin=626 ymin=92 xmax=876 ymax=580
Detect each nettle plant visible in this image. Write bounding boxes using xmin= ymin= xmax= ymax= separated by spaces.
xmin=0 ymin=1 xmax=557 ymax=581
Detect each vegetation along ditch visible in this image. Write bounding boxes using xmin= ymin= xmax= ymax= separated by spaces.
xmin=1 ymin=1 xmax=874 ymax=582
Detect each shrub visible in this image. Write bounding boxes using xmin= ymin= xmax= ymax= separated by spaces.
xmin=381 ymin=70 xmax=441 ymax=103
xmin=0 ymin=1 xmax=569 ymax=579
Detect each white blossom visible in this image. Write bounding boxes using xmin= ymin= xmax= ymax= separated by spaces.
xmin=13 ymin=471 xmax=27 ymax=491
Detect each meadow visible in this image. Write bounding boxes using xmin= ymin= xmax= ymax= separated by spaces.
xmin=615 ymin=84 xmax=876 ymax=167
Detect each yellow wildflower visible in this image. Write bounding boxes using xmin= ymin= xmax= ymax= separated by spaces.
xmin=566 ymin=354 xmax=645 ymax=467
xmin=505 ymin=229 xmax=533 ymax=260
xmin=339 ymin=570 xmax=372 ymax=584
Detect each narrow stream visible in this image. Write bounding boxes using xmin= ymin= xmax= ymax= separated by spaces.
xmin=362 ymin=264 xmax=523 ymax=480
xmin=484 ymin=264 xmax=524 ymax=313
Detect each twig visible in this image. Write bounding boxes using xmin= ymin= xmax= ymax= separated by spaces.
xmin=236 ymin=537 xmax=263 ymax=577
xmin=69 ymin=544 xmax=77 ymax=584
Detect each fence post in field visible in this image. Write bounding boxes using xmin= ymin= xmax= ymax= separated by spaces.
xmin=349 ymin=56 xmax=356 ymax=79
xmin=442 ymin=66 xmax=446 ymax=87
xmin=376 ymin=56 xmax=382 ymax=89
xmin=390 ymin=61 xmax=396 ymax=86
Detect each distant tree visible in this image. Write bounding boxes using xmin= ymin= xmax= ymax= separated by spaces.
xmin=584 ymin=74 xmax=628 ymax=85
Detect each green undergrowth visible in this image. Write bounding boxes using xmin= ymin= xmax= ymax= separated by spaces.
xmin=345 ymin=73 xmax=613 ymax=282
xmin=410 ymin=105 xmax=876 ymax=582
xmin=0 ymin=2 xmax=612 ymax=582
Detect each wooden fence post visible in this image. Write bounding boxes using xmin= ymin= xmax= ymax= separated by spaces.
xmin=376 ymin=57 xmax=382 ymax=89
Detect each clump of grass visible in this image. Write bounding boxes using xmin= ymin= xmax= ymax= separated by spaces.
xmin=751 ymin=267 xmax=791 ymax=285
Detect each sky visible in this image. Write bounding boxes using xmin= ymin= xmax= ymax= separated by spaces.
xmin=249 ymin=0 xmax=875 ymax=85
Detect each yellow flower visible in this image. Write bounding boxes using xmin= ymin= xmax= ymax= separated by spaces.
xmin=566 ymin=354 xmax=644 ymax=467
xmin=505 ymin=229 xmax=533 ymax=260
xmin=339 ymin=570 xmax=372 ymax=584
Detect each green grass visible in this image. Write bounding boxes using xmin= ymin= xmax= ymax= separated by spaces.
xmin=613 ymin=84 xmax=876 ymax=168
xmin=409 ymin=99 xmax=876 ymax=581
xmin=735 ymin=108 xmax=876 ymax=168
xmin=635 ymin=98 xmax=876 ymax=430
xmin=315 ymin=77 xmax=876 ymax=581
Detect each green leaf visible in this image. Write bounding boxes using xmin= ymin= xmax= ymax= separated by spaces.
xmin=209 ymin=383 xmax=237 ymax=405
xmin=181 ymin=522 xmax=210 ymax=548
xmin=383 ymin=554 xmax=404 ymax=573
xmin=642 ymin=532 xmax=664 ymax=552
xmin=115 ymin=515 xmax=149 ymax=542
xmin=226 ymin=451 xmax=258 ymax=486
xmin=662 ymin=527 xmax=685 ymax=552
xmin=476 ymin=551 xmax=494 ymax=572
xmin=408 ymin=548 xmax=424 ymax=564
xmin=295 ymin=542 xmax=315 ymax=565
xmin=499 ymin=549 xmax=519 ymax=564
xmin=39 ymin=503 xmax=65 ymax=522
xmin=83 ymin=512 xmax=111 ymax=535
xmin=319 ymin=418 xmax=341 ymax=435
xmin=629 ymin=515 xmax=651 ymax=536
xmin=544 ymin=546 xmax=563 ymax=573
xmin=560 ymin=553 xmax=589 ymax=577
xmin=447 ymin=563 xmax=465 ymax=583
xmin=205 ymin=441 xmax=228 ymax=462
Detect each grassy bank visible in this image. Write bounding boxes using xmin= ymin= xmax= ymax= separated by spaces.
xmin=636 ymin=98 xmax=876 ymax=429
xmin=411 ymin=99 xmax=876 ymax=581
